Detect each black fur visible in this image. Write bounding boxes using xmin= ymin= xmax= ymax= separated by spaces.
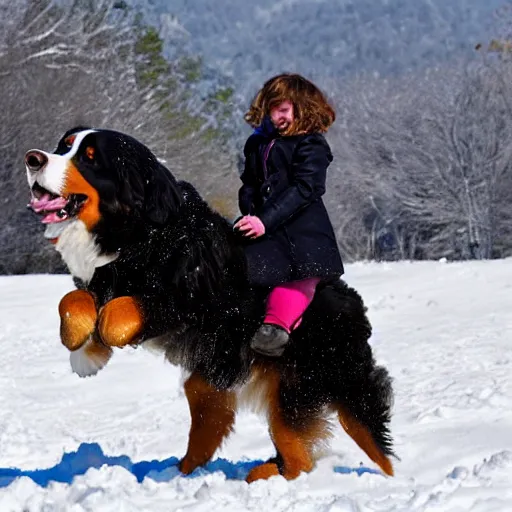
xmin=53 ymin=129 xmax=396 ymax=465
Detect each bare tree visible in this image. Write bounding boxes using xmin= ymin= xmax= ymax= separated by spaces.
xmin=327 ymin=60 xmax=512 ymax=261
xmin=0 ymin=0 xmax=238 ymax=274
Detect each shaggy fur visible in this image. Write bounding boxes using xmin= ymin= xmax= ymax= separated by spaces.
xmin=25 ymin=128 xmax=396 ymax=481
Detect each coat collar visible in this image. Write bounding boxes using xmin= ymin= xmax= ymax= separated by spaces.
xmin=253 ymin=116 xmax=278 ymax=138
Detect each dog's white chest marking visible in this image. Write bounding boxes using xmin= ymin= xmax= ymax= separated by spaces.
xmin=55 ymin=220 xmax=118 ymax=283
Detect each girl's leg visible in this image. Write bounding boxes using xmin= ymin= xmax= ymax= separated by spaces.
xmin=251 ymin=277 xmax=320 ymax=357
xmin=264 ymin=277 xmax=321 ymax=333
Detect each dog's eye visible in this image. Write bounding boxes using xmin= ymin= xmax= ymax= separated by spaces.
xmin=64 ymin=135 xmax=76 ymax=147
xmin=85 ymin=146 xmax=95 ymax=160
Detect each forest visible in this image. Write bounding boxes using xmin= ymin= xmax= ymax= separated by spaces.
xmin=2 ymin=0 xmax=512 ymax=273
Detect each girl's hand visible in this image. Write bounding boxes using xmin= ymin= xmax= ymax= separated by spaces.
xmin=234 ymin=215 xmax=266 ymax=239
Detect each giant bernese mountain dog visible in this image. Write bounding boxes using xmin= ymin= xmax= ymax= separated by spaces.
xmin=25 ymin=127 xmax=395 ymax=482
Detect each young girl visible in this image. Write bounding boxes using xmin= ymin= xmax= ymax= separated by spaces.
xmin=234 ymin=73 xmax=344 ymax=357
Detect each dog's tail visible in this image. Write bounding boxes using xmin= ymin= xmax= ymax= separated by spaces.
xmin=310 ymin=280 xmax=396 ymax=476
xmin=334 ymin=364 xmax=395 ymax=476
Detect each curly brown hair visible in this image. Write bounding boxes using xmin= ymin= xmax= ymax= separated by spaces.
xmin=244 ymin=73 xmax=336 ymax=136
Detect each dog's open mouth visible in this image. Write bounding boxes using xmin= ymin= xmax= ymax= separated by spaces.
xmin=29 ymin=183 xmax=87 ymax=240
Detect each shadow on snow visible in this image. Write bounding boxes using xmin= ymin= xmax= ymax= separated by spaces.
xmin=0 ymin=443 xmax=381 ymax=488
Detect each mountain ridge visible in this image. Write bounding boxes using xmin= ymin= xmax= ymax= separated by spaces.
xmin=128 ymin=0 xmax=503 ymax=99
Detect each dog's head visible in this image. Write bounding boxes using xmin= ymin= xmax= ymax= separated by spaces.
xmin=25 ymin=127 xmax=183 ymax=244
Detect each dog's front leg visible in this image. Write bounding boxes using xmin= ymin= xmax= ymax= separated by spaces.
xmin=59 ymin=289 xmax=97 ymax=350
xmin=97 ymin=293 xmax=184 ymax=348
xmin=97 ymin=296 xmax=145 ymax=348
xmin=59 ymin=289 xmax=113 ymax=377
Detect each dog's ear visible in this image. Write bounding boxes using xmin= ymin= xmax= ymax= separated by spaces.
xmin=143 ymin=162 xmax=183 ymax=225
xmin=93 ymin=130 xmax=183 ymax=225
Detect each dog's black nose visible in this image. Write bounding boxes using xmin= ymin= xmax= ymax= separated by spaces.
xmin=25 ymin=150 xmax=48 ymax=173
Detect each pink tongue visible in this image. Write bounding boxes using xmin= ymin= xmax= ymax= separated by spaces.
xmin=42 ymin=211 xmax=68 ymax=224
xmin=30 ymin=193 xmax=68 ymax=213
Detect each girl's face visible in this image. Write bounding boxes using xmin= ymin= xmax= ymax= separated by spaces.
xmin=270 ymin=100 xmax=294 ymax=133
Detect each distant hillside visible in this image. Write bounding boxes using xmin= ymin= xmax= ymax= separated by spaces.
xmin=129 ymin=0 xmax=503 ymax=100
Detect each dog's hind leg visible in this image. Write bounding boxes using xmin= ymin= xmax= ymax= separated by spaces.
xmin=246 ymin=368 xmax=323 ymax=483
xmin=336 ymin=404 xmax=394 ymax=476
xmin=179 ymin=372 xmax=236 ymax=475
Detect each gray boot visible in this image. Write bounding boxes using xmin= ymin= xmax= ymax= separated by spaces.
xmin=250 ymin=323 xmax=289 ymax=357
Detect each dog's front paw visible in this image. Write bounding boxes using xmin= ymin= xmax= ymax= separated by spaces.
xmin=69 ymin=336 xmax=113 ymax=377
xmin=59 ymin=290 xmax=97 ymax=351
xmin=98 ymin=296 xmax=144 ymax=347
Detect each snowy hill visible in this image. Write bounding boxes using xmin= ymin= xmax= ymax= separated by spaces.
xmin=0 ymin=259 xmax=511 ymax=510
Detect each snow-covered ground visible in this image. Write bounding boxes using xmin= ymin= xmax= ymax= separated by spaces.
xmin=0 ymin=259 xmax=511 ymax=511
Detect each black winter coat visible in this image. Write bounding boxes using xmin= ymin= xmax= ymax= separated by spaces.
xmin=238 ymin=130 xmax=344 ymax=287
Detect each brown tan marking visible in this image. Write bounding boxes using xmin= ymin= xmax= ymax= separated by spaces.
xmin=85 ymin=146 xmax=95 ymax=160
xmin=337 ymin=405 xmax=394 ymax=476
xmin=246 ymin=462 xmax=280 ymax=483
xmin=179 ymin=372 xmax=236 ymax=475
xmin=64 ymin=135 xmax=76 ymax=147
xmin=98 ymin=297 xmax=144 ymax=347
xmin=61 ymin=162 xmax=101 ymax=230
xmin=59 ymin=289 xmax=97 ymax=351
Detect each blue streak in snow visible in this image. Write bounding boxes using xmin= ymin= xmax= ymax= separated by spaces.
xmin=0 ymin=443 xmax=380 ymax=488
